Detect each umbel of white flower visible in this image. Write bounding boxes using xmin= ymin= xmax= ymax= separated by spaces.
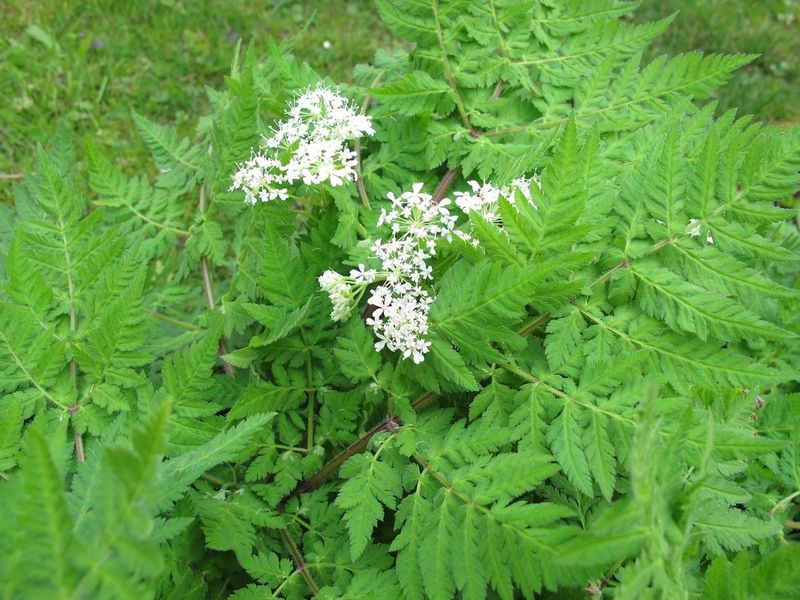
xmin=319 ymin=183 xmax=459 ymax=363
xmin=318 ymin=265 xmax=377 ymax=322
xmin=230 ymin=85 xmax=374 ymax=204
xmin=317 ymin=178 xmax=547 ymax=363
xmin=368 ymin=183 xmax=458 ymax=363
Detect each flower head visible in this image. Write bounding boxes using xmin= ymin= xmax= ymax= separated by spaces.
xmin=366 ymin=282 xmax=433 ymax=364
xmin=318 ymin=264 xmax=378 ymax=322
xmin=360 ymin=183 xmax=461 ymax=362
xmin=318 ymin=270 xmax=355 ymax=322
xmin=267 ymin=85 xmax=373 ymax=188
xmin=229 ymin=153 xmax=289 ymax=205
xmin=231 ymin=85 xmax=374 ymax=202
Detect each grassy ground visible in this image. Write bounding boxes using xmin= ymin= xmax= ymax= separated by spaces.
xmin=0 ymin=0 xmax=393 ymax=195
xmin=635 ymin=0 xmax=800 ymax=124
xmin=1 ymin=0 xmax=798 ymax=200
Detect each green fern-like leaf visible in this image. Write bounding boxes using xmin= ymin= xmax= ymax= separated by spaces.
xmin=335 ymin=448 xmax=404 ymax=561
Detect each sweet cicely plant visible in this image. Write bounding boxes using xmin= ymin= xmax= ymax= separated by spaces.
xmin=0 ymin=1 xmax=799 ymax=599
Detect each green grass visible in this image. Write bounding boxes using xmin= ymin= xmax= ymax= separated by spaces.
xmin=0 ymin=0 xmax=393 ymax=199
xmin=635 ymin=0 xmax=800 ymax=123
xmin=1 ymin=0 xmax=798 ymax=203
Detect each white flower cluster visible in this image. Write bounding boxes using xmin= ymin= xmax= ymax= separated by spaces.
xmin=367 ymin=282 xmax=433 ymax=363
xmin=453 ymin=177 xmax=539 ymax=226
xmin=318 ymin=183 xmax=458 ymax=363
xmin=374 ymin=183 xmax=458 ymax=282
xmin=367 ymin=183 xmax=459 ymax=363
xmin=231 ymin=85 xmax=374 ymax=205
xmin=318 ymin=264 xmax=377 ymax=322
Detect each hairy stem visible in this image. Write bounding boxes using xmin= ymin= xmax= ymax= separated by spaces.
xmin=432 ymin=168 xmax=459 ymax=204
xmin=70 ymin=407 xmax=85 ymax=462
xmin=412 ymin=391 xmax=437 ymax=411
xmin=278 ymin=528 xmax=319 ymax=595
xmin=353 ymin=71 xmax=384 ymax=210
xmin=491 ymin=80 xmax=504 ymax=98
xmin=60 ymin=209 xmax=84 ymax=461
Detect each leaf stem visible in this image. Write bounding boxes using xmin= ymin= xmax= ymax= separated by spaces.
xmin=771 ymin=489 xmax=800 ymax=516
xmin=149 ymin=311 xmax=202 ymax=331
xmin=201 ymin=472 xmax=227 ymax=487
xmin=0 ymin=334 xmax=69 ymax=411
xmin=279 ymin=418 xmax=390 ymax=508
xmin=588 ymin=260 xmax=629 ymax=288
xmin=305 ymin=350 xmax=315 ymax=450
xmin=488 ymin=0 xmax=511 ymax=60
xmin=412 ymin=452 xmax=482 ymax=511
xmin=499 ymin=361 xmax=636 ymax=426
xmin=432 ymin=0 xmax=471 ymax=130
xmin=517 ymin=313 xmax=549 ymax=336
xmin=198 ymin=185 xmax=235 ymax=377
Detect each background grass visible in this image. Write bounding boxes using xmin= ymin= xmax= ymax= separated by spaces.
xmin=0 ymin=0 xmax=393 ymax=199
xmin=634 ymin=0 xmax=800 ymax=124
xmin=1 ymin=0 xmax=798 ymax=202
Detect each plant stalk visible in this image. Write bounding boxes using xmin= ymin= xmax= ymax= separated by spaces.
xmin=278 ymin=528 xmax=319 ymax=595
xmin=432 ymin=168 xmax=459 ymax=204
xmin=198 ymin=185 xmax=235 ymax=377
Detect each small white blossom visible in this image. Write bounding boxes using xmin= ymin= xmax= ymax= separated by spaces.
xmin=453 ymin=176 xmax=539 ymax=227
xmin=378 ymin=183 xmax=458 ymax=241
xmin=349 ymin=263 xmax=377 ymax=284
xmin=318 ymin=270 xmax=354 ymax=322
xmin=366 ymin=282 xmax=432 ymax=364
xmin=231 ymin=85 xmax=374 ymax=203
xmin=229 ymin=153 xmax=289 ymax=205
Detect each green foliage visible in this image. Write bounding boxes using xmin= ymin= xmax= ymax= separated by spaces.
xmin=0 ymin=2 xmax=798 ymax=599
